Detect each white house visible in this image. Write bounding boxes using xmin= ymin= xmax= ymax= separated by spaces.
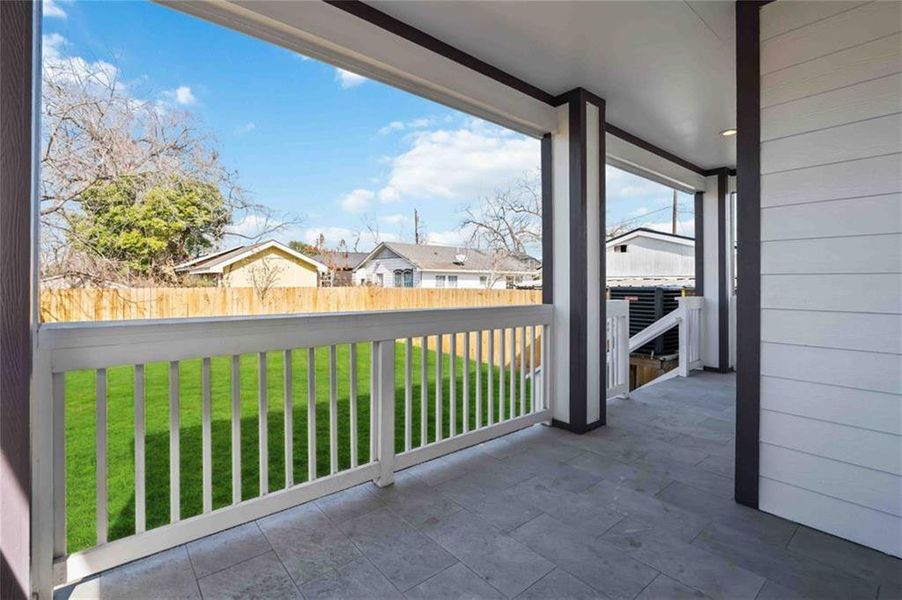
xmin=353 ymin=242 xmax=540 ymax=289
xmin=606 ymin=228 xmax=694 ymax=285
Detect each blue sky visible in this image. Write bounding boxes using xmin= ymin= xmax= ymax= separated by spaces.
xmin=42 ymin=0 xmax=693 ymax=255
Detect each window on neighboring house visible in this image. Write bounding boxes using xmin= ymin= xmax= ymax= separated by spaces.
xmin=403 ymin=270 xmax=414 ymax=288
xmin=448 ymin=275 xmax=458 ymax=288
xmin=393 ymin=270 xmax=403 ymax=287
xmin=435 ymin=275 xmax=446 ymax=288
xmin=377 ymin=273 xmax=384 ymax=287
xmin=616 ymin=245 xmax=628 ymax=253
xmin=506 ymin=276 xmax=515 ymax=289
xmin=479 ymin=275 xmax=488 ymax=287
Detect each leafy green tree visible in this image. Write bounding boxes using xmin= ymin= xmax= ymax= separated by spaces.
xmin=72 ymin=176 xmax=230 ymax=280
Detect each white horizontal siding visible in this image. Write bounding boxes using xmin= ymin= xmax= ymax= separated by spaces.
xmin=762 ymin=194 xmax=902 ymax=240
xmin=762 ymin=309 xmax=902 ymax=354
xmin=761 ymin=1 xmax=901 ymax=75
xmin=762 ymin=342 xmax=902 ymax=395
xmin=759 ymin=2 xmax=902 ymax=556
xmin=760 ymin=1 xmax=869 ymax=41
xmin=761 ymin=376 xmax=901 ymax=435
xmin=762 ymin=73 xmax=902 ymax=141
xmin=760 ymin=444 xmax=902 ymax=516
xmin=759 ymin=478 xmax=902 ymax=557
xmin=760 ymin=410 xmax=901 ymax=475
xmin=761 ymin=112 xmax=902 ymax=174
xmin=761 ymin=273 xmax=902 ymax=314
xmin=762 ymin=154 xmax=902 ymax=208
xmin=761 ymin=233 xmax=901 ymax=274
xmin=763 ymin=33 xmax=902 ymax=108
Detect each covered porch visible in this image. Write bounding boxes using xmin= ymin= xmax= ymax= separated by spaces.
xmin=56 ymin=371 xmax=899 ymax=600
xmin=2 ymin=1 xmax=900 ymax=599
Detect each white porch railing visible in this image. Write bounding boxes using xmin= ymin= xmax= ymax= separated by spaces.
xmin=34 ymin=305 xmax=553 ymax=586
xmin=629 ymin=296 xmax=704 ymax=381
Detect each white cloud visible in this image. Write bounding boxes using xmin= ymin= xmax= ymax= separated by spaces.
xmin=225 ymin=214 xmax=271 ymax=239
xmin=378 ymin=121 xmax=404 ymax=135
xmin=42 ymin=33 xmax=121 ymax=91
xmin=377 ymin=122 xmax=540 ymax=203
xmin=164 ymin=85 xmax=196 ymax=106
xmin=235 ymin=121 xmax=256 ymax=135
xmin=409 ymin=117 xmax=434 ymax=129
xmin=339 ymin=188 xmax=375 ymax=214
xmin=335 ymin=68 xmax=366 ymax=88
xmin=379 ymin=213 xmax=409 ymax=225
xmin=44 ymin=0 xmax=68 ymax=19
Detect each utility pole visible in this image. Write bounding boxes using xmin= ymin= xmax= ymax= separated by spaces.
xmin=414 ymin=208 xmax=420 ymax=244
xmin=671 ymin=189 xmax=678 ymax=234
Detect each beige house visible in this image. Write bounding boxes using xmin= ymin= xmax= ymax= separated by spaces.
xmin=175 ymin=240 xmax=328 ymax=288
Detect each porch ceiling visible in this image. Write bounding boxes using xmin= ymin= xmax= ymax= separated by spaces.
xmin=367 ymin=0 xmax=737 ymax=169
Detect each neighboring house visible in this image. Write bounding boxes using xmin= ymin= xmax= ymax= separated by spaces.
xmin=311 ymin=250 xmax=370 ymax=287
xmin=353 ymin=242 xmax=540 ymax=289
xmin=606 ymin=228 xmax=694 ymax=286
xmin=175 ymin=240 xmax=328 ymax=288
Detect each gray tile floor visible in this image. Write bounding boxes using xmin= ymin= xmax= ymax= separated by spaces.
xmin=57 ymin=372 xmax=901 ymax=600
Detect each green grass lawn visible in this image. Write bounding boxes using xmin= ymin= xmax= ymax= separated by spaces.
xmin=64 ymin=342 xmax=533 ymax=552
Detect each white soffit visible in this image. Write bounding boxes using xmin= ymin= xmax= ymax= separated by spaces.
xmin=368 ymin=0 xmax=737 ymax=170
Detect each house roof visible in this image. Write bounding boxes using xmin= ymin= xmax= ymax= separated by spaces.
xmin=606 ymin=227 xmax=694 ymax=248
xmin=311 ymin=250 xmax=370 ymax=271
xmin=355 ymin=241 xmax=540 ymax=274
xmin=175 ymin=240 xmax=329 ymax=275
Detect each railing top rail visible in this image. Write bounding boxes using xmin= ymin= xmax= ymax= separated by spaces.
xmin=39 ymin=304 xmax=553 ymax=372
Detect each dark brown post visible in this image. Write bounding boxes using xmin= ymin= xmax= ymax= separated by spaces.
xmin=0 ymin=1 xmax=35 ymax=598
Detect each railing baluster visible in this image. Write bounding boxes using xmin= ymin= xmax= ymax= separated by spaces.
xmin=53 ymin=372 xmax=67 ymax=556
xmin=96 ymin=368 xmax=108 ymax=544
xmin=420 ymin=336 xmax=427 ymax=445
xmin=258 ymin=352 xmax=268 ymax=495
xmin=132 ymin=365 xmax=145 ymax=531
xmin=486 ymin=330 xmax=493 ymax=426
xmin=519 ymin=328 xmax=526 ymax=416
xmin=370 ymin=341 xmax=377 ymax=460
xmin=435 ymin=334 xmax=443 ymax=442
xmin=231 ymin=355 xmax=241 ymax=504
xmin=450 ymin=333 xmax=457 ymax=437
xmin=462 ymin=332 xmax=470 ymax=433
xmin=476 ymin=330 xmax=483 ymax=429
xmin=284 ymin=350 xmax=294 ymax=487
xmin=404 ymin=338 xmax=412 ymax=451
xmin=529 ymin=326 xmax=536 ymax=413
xmin=202 ymin=357 xmax=212 ymax=513
xmin=543 ymin=324 xmax=552 ymax=414
xmin=509 ymin=328 xmax=516 ymax=418
xmin=169 ymin=361 xmax=180 ymax=522
xmin=350 ymin=344 xmax=359 ymax=468
xmin=307 ymin=348 xmax=317 ymax=481
xmin=329 ymin=345 xmax=339 ymax=475
xmin=499 ymin=328 xmax=506 ymax=421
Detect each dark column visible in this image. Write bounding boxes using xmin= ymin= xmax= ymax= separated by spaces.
xmin=735 ymin=0 xmax=763 ymax=509
xmin=0 ymin=1 xmax=35 ymax=598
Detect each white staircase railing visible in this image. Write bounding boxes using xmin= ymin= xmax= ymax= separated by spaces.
xmin=628 ymin=296 xmax=704 ymax=380
xmin=606 ymin=300 xmax=630 ymax=398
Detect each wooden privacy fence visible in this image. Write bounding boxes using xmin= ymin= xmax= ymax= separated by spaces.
xmin=40 ymin=287 xmax=543 ymax=364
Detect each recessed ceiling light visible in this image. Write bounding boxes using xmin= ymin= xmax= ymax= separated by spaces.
xmin=721 ymin=128 xmax=737 ymax=137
